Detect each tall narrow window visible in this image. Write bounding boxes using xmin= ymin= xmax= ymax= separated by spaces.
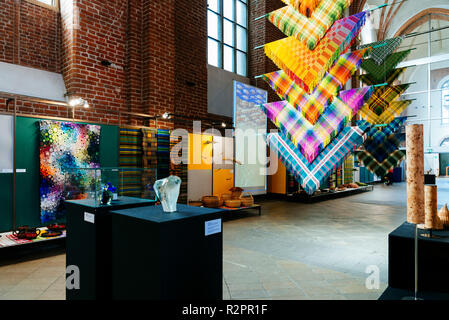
xmin=442 ymin=80 xmax=449 ymax=124
xmin=207 ymin=0 xmax=248 ymax=76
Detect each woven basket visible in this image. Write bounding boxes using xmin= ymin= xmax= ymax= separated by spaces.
xmin=438 ymin=204 xmax=449 ymax=228
xmin=202 ymin=196 xmax=220 ymax=208
xmin=188 ymin=201 xmax=203 ymax=207
xmin=240 ymin=192 xmax=254 ymax=207
xmin=221 ymin=193 xmax=232 ymax=202
xmin=225 ymin=199 xmax=241 ymax=208
xmin=230 ymin=187 xmax=244 ymax=199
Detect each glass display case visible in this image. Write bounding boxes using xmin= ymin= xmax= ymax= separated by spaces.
xmin=64 ymin=167 xmax=157 ymax=207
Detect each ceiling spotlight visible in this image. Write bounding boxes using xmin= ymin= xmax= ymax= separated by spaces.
xmin=162 ymin=112 xmax=172 ymax=119
xmin=83 ymin=101 xmax=90 ymax=108
xmin=221 ymin=122 xmax=226 ymax=128
xmin=69 ymin=97 xmax=82 ymax=107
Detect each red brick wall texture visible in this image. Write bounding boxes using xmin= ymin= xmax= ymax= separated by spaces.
xmin=0 ymin=0 xmax=283 ymax=129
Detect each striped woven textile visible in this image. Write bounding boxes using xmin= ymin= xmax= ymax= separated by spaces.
xmin=365 ymin=83 xmax=411 ymax=115
xmin=359 ymin=36 xmax=404 ymax=65
xmin=170 ymin=134 xmax=188 ymax=204
xmin=339 ymin=86 xmax=374 ymax=113
xmin=360 ymin=100 xmax=413 ymax=125
xmin=264 ymin=11 xmax=367 ymax=93
xmin=141 ymin=128 xmax=158 ymax=199
xmin=119 ymin=127 xmax=143 ymax=197
xmin=260 ymin=92 xmax=369 ymax=163
xmin=359 ymin=67 xmax=406 ymax=86
xmin=268 ymin=0 xmax=352 ymax=50
xmin=363 ymin=117 xmax=406 ymax=162
xmin=157 ymin=129 xmax=171 ymax=180
xmin=267 ymin=122 xmax=369 ymax=195
xmin=262 ymin=48 xmax=369 ymax=123
xmin=357 ymin=149 xmax=405 ymax=178
xmin=361 ymin=50 xmax=412 ymax=81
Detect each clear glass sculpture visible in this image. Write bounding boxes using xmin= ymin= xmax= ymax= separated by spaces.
xmin=154 ymin=175 xmax=181 ymax=212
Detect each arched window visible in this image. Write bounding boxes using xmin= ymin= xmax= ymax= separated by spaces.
xmin=442 ymin=79 xmax=449 ymax=124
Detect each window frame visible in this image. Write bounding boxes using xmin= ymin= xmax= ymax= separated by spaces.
xmin=25 ymin=0 xmax=59 ymax=11
xmin=207 ymin=0 xmax=248 ymax=76
xmin=441 ymin=80 xmax=449 ymax=125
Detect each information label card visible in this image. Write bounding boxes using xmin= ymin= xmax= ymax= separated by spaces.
xmin=205 ymin=218 xmax=222 ymax=236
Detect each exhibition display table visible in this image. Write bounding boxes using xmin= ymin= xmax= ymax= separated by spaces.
xmin=65 ymin=196 xmax=156 ymax=300
xmin=388 ymin=222 xmax=449 ymax=293
xmin=110 ymin=204 xmax=224 ymax=300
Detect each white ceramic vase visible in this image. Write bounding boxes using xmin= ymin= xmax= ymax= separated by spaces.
xmin=154 ymin=175 xmax=181 ymax=213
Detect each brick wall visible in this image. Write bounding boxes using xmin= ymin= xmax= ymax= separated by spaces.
xmin=0 ymin=0 xmax=60 ymax=72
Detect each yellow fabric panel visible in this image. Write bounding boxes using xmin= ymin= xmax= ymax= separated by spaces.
xmin=212 ymin=169 xmax=234 ymax=196
xmin=188 ymin=133 xmax=213 ymax=170
xmin=268 ymin=158 xmax=286 ymax=194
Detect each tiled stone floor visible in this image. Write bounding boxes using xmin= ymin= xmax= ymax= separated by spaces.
xmin=1 ymin=179 xmax=447 ymax=300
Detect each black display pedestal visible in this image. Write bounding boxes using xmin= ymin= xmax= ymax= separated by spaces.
xmin=424 ymin=174 xmax=436 ymax=185
xmin=65 ymin=196 xmax=155 ymax=300
xmin=110 ymin=204 xmax=224 ymax=300
xmin=388 ymin=222 xmax=449 ymax=294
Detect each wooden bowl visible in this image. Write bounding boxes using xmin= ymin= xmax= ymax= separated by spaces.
xmin=221 ymin=193 xmax=232 ymax=201
xmin=202 ymin=196 xmax=220 ymax=208
xmin=240 ymin=192 xmax=254 ymax=207
xmin=225 ymin=199 xmax=241 ymax=208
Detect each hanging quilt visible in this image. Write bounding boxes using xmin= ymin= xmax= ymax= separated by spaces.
xmin=267 ymin=122 xmax=369 ymax=195
xmin=268 ymin=0 xmax=353 ymax=50
xmin=361 ymin=50 xmax=412 ymax=82
xmin=262 ymin=48 xmax=369 ymax=123
xmin=339 ymin=86 xmax=375 ymax=112
xmin=260 ymin=87 xmax=372 ymax=163
xmin=119 ymin=127 xmax=144 ymax=197
xmin=362 ymin=117 xmax=406 ymax=162
xmin=359 ymin=36 xmax=404 ymax=65
xmin=157 ymin=129 xmax=171 ymax=180
xmin=357 ymin=149 xmax=405 ymax=178
xmin=264 ymin=11 xmax=367 ymax=93
xmin=365 ymin=83 xmax=411 ymax=115
xmin=359 ymin=67 xmax=407 ymax=86
xmin=141 ymin=128 xmax=158 ymax=199
xmin=40 ymin=121 xmax=100 ymax=223
xmin=360 ymin=99 xmax=413 ymax=125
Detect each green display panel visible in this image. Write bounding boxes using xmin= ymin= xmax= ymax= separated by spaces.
xmin=440 ymin=153 xmax=449 ymax=176
xmin=0 ymin=117 xmax=119 ymax=232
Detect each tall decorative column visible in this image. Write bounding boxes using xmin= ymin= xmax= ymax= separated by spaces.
xmin=406 ymin=124 xmax=425 ymax=225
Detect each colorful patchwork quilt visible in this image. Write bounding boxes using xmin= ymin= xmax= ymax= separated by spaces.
xmin=262 ymin=48 xmax=369 ymax=124
xmin=268 ymin=122 xmax=369 ymax=195
xmin=268 ymin=0 xmax=353 ymax=50
xmin=264 ymin=11 xmax=367 ymax=93
xmin=359 ymin=99 xmax=413 ymax=125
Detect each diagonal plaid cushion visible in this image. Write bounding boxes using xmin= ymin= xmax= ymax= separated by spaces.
xmin=339 ymin=86 xmax=374 ymax=112
xmin=262 ymin=48 xmax=369 ymax=123
xmin=361 ymin=50 xmax=412 ymax=81
xmin=268 ymin=0 xmax=353 ymax=50
xmin=264 ymin=11 xmax=367 ymax=93
xmin=268 ymin=122 xmax=369 ymax=195
xmin=359 ymin=67 xmax=407 ymax=86
xmin=360 ymin=100 xmax=413 ymax=125
xmin=357 ymin=149 xmax=405 ymax=178
xmin=365 ymin=83 xmax=411 ymax=115
xmin=359 ymin=36 xmax=404 ymax=65
xmin=362 ymin=117 xmax=406 ymax=162
xmin=260 ymin=87 xmax=373 ymax=163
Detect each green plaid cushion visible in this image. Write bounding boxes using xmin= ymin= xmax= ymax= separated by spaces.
xmin=359 ymin=67 xmax=407 ymax=86
xmin=361 ymin=50 xmax=412 ymax=80
xmin=359 ymin=36 xmax=404 ymax=65
xmin=357 ymin=149 xmax=405 ymax=177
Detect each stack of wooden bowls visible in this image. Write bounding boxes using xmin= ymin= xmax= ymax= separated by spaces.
xmin=202 ymin=196 xmax=220 ymax=208
xmin=240 ymin=193 xmax=254 ymax=207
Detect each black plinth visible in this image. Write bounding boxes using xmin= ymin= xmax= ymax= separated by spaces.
xmin=388 ymin=222 xmax=449 ymax=293
xmin=65 ymin=196 xmax=155 ymax=300
xmin=424 ymin=174 xmax=436 ymax=185
xmin=110 ymin=204 xmax=224 ymax=300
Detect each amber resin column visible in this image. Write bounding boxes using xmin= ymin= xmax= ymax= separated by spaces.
xmin=424 ymin=185 xmax=441 ymax=229
xmin=406 ymin=124 xmax=425 ymax=224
